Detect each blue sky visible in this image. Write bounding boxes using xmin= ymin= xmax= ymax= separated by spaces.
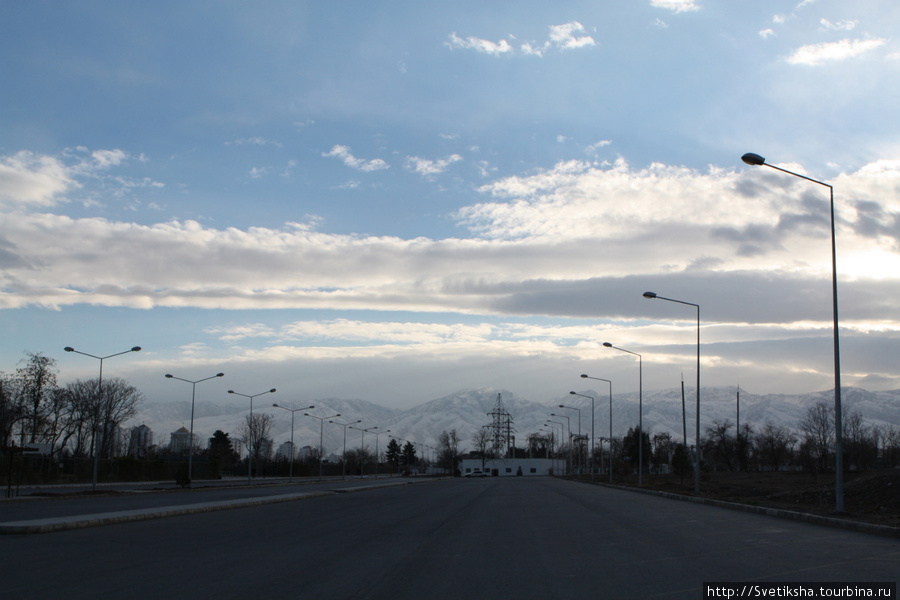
xmin=2 ymin=0 xmax=899 ymax=411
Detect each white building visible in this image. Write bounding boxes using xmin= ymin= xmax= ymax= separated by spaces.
xmin=276 ymin=441 xmax=295 ymax=460
xmin=459 ymin=458 xmax=565 ymax=477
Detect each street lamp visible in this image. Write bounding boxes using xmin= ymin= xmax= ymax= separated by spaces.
xmin=545 ymin=420 xmax=567 ymax=474
xmin=273 ymin=403 xmax=315 ymax=482
xmin=643 ymin=290 xmax=701 ymax=495
xmin=228 ymin=388 xmax=276 ymax=483
xmin=165 ymin=372 xmax=224 ymax=486
xmin=305 ymin=411 xmax=340 ymax=480
xmin=742 ymin=151 xmax=844 ymax=513
xmin=330 ymin=418 xmax=361 ymax=479
xmin=567 ymin=393 xmax=591 ymax=479
xmin=581 ymin=374 xmax=613 ymax=483
xmin=604 ymin=342 xmax=643 ymax=486
xmin=558 ymin=403 xmax=582 ymax=475
xmin=64 ymin=345 xmax=141 ymax=491
xmin=370 ymin=429 xmax=391 ymax=477
xmin=550 ymin=412 xmax=572 ymax=474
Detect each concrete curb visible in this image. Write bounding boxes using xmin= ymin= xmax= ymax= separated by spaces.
xmin=581 ymin=479 xmax=900 ymax=538
xmin=0 ymin=490 xmax=335 ymax=534
xmin=0 ymin=477 xmax=442 ymax=535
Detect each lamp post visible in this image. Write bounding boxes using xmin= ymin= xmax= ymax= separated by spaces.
xmin=330 ymin=419 xmax=361 ymax=479
xmin=604 ymin=342 xmax=643 ymax=486
xmin=568 ymin=393 xmax=592 ymax=479
xmin=228 ymin=388 xmax=276 ymax=483
xmin=273 ymin=403 xmax=315 ymax=482
xmin=741 ymin=151 xmax=843 ymax=512
xmin=305 ymin=412 xmax=340 ymax=480
xmin=64 ymin=345 xmax=141 ymax=491
xmin=581 ymin=374 xmax=613 ymax=483
xmin=370 ymin=429 xmax=391 ymax=477
xmin=557 ymin=405 xmax=582 ymax=474
xmin=643 ymin=291 xmax=701 ymax=495
xmin=165 ymin=372 xmax=224 ymax=486
xmin=545 ymin=420 xmax=567 ymax=474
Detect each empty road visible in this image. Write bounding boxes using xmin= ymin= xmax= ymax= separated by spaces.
xmin=1 ymin=477 xmax=897 ymax=599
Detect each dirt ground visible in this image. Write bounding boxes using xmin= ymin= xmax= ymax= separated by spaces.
xmin=577 ymin=469 xmax=900 ymax=529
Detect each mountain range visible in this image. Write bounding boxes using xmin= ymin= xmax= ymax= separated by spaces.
xmin=132 ymin=386 xmax=900 ymax=457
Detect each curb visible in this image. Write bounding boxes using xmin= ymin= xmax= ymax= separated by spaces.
xmin=581 ymin=479 xmax=900 ymax=538
xmin=0 ymin=490 xmax=335 ymax=534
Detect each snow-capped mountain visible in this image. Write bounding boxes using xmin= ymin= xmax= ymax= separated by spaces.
xmin=129 ymin=386 xmax=900 ymax=456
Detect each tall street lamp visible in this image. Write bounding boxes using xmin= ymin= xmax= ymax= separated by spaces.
xmin=742 ymin=151 xmax=844 ymax=513
xmin=305 ymin=411 xmax=340 ymax=480
xmin=567 ymin=393 xmax=591 ymax=479
xmin=370 ymin=428 xmax=391 ymax=477
xmin=165 ymin=372 xmax=224 ymax=486
xmin=581 ymin=375 xmax=613 ymax=483
xmin=228 ymin=388 xmax=276 ymax=483
xmin=545 ymin=420 xmax=567 ymax=474
xmin=64 ymin=345 xmax=141 ymax=491
xmin=273 ymin=403 xmax=315 ymax=482
xmin=330 ymin=418 xmax=361 ymax=479
xmin=550 ymin=412 xmax=573 ymax=474
xmin=604 ymin=342 xmax=643 ymax=486
xmin=643 ymin=290 xmax=701 ymax=495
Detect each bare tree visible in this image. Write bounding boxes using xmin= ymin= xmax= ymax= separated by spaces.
xmin=754 ymin=421 xmax=797 ymax=471
xmin=798 ymin=402 xmax=834 ymax=473
xmin=94 ymin=377 xmax=143 ymax=458
xmin=437 ymin=429 xmax=460 ymax=475
xmin=237 ymin=412 xmax=274 ymax=473
xmin=471 ymin=427 xmax=491 ymax=471
xmin=14 ymin=352 xmax=59 ymax=444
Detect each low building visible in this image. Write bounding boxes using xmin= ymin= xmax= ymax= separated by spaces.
xmin=459 ymin=458 xmax=564 ymax=477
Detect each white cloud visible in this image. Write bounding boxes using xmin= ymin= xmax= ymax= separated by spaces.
xmin=759 ymin=29 xmax=775 ymax=39
xmin=818 ymin=19 xmax=857 ymax=32
xmin=226 ymin=137 xmax=283 ymax=148
xmin=449 ymin=22 xmax=595 ymax=58
xmin=785 ymin=38 xmax=886 ymax=65
xmin=650 ymin=0 xmax=700 ymax=14
xmin=447 ymin=32 xmax=514 ymax=56
xmin=322 ymin=145 xmax=390 ymax=172
xmin=0 ymin=151 xmax=77 ymax=207
xmin=404 ymin=154 xmax=463 ymax=177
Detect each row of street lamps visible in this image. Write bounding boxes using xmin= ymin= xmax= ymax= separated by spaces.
xmin=563 ymin=153 xmax=842 ymax=513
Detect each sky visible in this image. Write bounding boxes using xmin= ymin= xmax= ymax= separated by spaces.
xmin=1 ymin=0 xmax=899 ymax=412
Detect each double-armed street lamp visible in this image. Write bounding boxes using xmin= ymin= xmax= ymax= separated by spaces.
xmin=741 ymin=151 xmax=844 ymax=513
xmin=228 ymin=388 xmax=276 ymax=483
xmin=603 ymin=342 xmax=643 ymax=486
xmin=643 ymin=290 xmax=701 ymax=494
xmin=64 ymin=345 xmax=141 ymax=491
xmin=580 ymin=374 xmax=613 ymax=483
xmin=273 ymin=403 xmax=315 ymax=482
xmin=305 ymin=411 xmax=340 ymax=480
xmin=330 ymin=418 xmax=362 ymax=479
xmin=370 ymin=428 xmax=391 ymax=477
xmin=165 ymin=372 xmax=224 ymax=486
xmin=568 ymin=393 xmax=592 ymax=479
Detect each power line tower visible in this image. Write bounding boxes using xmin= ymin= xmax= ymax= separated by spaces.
xmin=487 ymin=393 xmax=516 ymax=458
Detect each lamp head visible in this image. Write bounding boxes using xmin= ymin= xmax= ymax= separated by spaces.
xmin=741 ymin=152 xmax=765 ymax=166
xmin=569 ymin=391 xmax=576 ymax=395
xmin=580 ymin=374 xmax=588 ymax=378
xmin=269 ymin=388 xmax=276 ymax=393
xmin=131 ymin=347 xmax=142 ymax=352
xmin=228 ymin=390 xmax=235 ymax=394
xmin=273 ymin=403 xmax=279 ymax=407
xmin=165 ymin=374 xmax=173 ymax=378
xmin=64 ymin=347 xmax=74 ymax=352
xmin=216 ymin=373 xmax=224 ymax=377
xmin=603 ymin=342 xmax=613 ymax=348
xmin=642 ymin=291 xmax=657 ymax=299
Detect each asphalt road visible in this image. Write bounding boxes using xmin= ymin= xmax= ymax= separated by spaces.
xmin=1 ymin=477 xmax=897 ymax=599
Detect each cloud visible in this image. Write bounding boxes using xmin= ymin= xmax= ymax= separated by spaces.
xmin=226 ymin=137 xmax=283 ymax=148
xmin=785 ymin=38 xmax=886 ymax=65
xmin=0 ymin=151 xmax=77 ymax=207
xmin=404 ymin=154 xmax=463 ymax=177
xmin=447 ymin=33 xmax=514 ymax=56
xmin=650 ymin=0 xmax=700 ymax=14
xmin=322 ymin=145 xmax=390 ymax=172
xmin=818 ymin=19 xmax=857 ymax=32
xmin=449 ymin=22 xmax=595 ymax=58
